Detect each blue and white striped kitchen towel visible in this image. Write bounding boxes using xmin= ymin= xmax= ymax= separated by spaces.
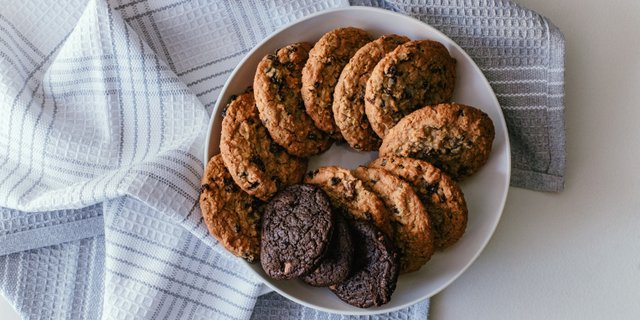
xmin=0 ymin=0 xmax=565 ymax=319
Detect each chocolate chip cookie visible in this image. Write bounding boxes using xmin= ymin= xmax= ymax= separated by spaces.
xmin=220 ymin=89 xmax=307 ymax=201
xmin=254 ymin=42 xmax=332 ymax=157
xmin=353 ymin=166 xmax=433 ymax=273
xmin=370 ymin=156 xmax=468 ymax=250
xmin=302 ymin=212 xmax=353 ymax=287
xmin=379 ymin=103 xmax=495 ymax=180
xmin=333 ymin=34 xmax=410 ymax=151
xmin=301 ymin=27 xmax=372 ymax=139
xmin=304 ymin=166 xmax=393 ymax=237
xmin=365 ymin=40 xmax=456 ymax=138
xmin=260 ymin=184 xmax=334 ymax=280
xmin=199 ymin=154 xmax=263 ymax=263
xmin=329 ymin=219 xmax=399 ymax=308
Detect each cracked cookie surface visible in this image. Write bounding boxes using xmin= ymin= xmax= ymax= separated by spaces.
xmin=302 ymin=212 xmax=353 ymax=287
xmin=302 ymin=27 xmax=372 ymax=139
xmin=304 ymin=166 xmax=393 ymax=238
xmin=254 ymin=42 xmax=332 ymax=157
xmin=199 ymin=154 xmax=263 ymax=263
xmin=353 ymin=166 xmax=433 ymax=273
xmin=260 ymin=184 xmax=334 ymax=280
xmin=220 ymin=89 xmax=307 ymax=201
xmin=379 ymin=103 xmax=495 ymax=180
xmin=333 ymin=35 xmax=410 ymax=151
xmin=370 ymin=156 xmax=467 ymax=250
xmin=365 ymin=40 xmax=456 ymax=138
xmin=329 ymin=219 xmax=399 ymax=308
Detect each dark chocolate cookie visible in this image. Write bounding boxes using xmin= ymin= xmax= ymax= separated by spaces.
xmin=220 ymin=89 xmax=307 ymax=201
xmin=370 ymin=156 xmax=468 ymax=250
xmin=365 ymin=40 xmax=456 ymax=138
xmin=254 ymin=42 xmax=332 ymax=157
xmin=302 ymin=27 xmax=372 ymax=139
xmin=260 ymin=184 xmax=334 ymax=280
xmin=329 ymin=219 xmax=399 ymax=308
xmin=379 ymin=103 xmax=495 ymax=180
xmin=199 ymin=154 xmax=263 ymax=263
xmin=302 ymin=212 xmax=353 ymax=287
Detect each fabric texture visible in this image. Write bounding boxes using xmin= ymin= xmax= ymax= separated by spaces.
xmin=0 ymin=0 xmax=565 ymax=319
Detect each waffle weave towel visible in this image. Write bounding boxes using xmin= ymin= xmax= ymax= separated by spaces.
xmin=0 ymin=0 xmax=564 ymax=318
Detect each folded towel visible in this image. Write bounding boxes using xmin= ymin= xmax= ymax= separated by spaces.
xmin=0 ymin=0 xmax=565 ymax=319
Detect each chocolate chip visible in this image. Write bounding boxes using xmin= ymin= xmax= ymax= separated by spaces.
xmin=427 ymin=182 xmax=439 ymax=195
xmin=330 ymin=177 xmax=341 ymax=186
xmin=314 ymin=81 xmax=321 ymax=89
xmin=249 ymin=155 xmax=266 ymax=171
xmin=306 ymin=170 xmax=318 ymax=179
xmin=307 ymin=132 xmax=317 ymax=140
xmin=223 ymin=177 xmax=239 ymax=192
xmin=386 ymin=65 xmax=397 ymax=77
xmin=248 ymin=181 xmax=260 ymax=189
xmin=269 ymin=141 xmax=283 ymax=154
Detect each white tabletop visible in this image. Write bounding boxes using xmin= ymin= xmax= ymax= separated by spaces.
xmin=2 ymin=1 xmax=640 ymax=319
xmin=431 ymin=0 xmax=640 ymax=319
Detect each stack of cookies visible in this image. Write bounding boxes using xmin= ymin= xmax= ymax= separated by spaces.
xmin=199 ymin=27 xmax=495 ymax=308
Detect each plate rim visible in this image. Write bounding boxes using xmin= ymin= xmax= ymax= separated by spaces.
xmin=203 ymin=5 xmax=511 ymax=315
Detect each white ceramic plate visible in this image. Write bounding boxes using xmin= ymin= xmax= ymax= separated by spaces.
xmin=204 ymin=6 xmax=511 ymax=315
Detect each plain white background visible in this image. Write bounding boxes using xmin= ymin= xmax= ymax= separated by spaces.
xmin=2 ymin=0 xmax=640 ymax=319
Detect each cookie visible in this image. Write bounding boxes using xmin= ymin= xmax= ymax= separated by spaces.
xmin=220 ymin=89 xmax=307 ymax=201
xmin=379 ymin=103 xmax=495 ymax=180
xmin=329 ymin=219 xmax=399 ymax=308
xmin=254 ymin=42 xmax=332 ymax=157
xmin=199 ymin=154 xmax=263 ymax=263
xmin=365 ymin=40 xmax=456 ymax=138
xmin=353 ymin=166 xmax=433 ymax=273
xmin=304 ymin=166 xmax=393 ymax=238
xmin=301 ymin=27 xmax=372 ymax=139
xmin=369 ymin=156 xmax=468 ymax=250
xmin=333 ymin=35 xmax=410 ymax=151
xmin=260 ymin=184 xmax=334 ymax=280
xmin=302 ymin=212 xmax=353 ymax=287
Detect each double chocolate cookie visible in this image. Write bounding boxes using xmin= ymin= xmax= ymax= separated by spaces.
xmin=329 ymin=220 xmax=399 ymax=308
xmin=254 ymin=42 xmax=332 ymax=157
xmin=302 ymin=212 xmax=353 ymax=287
xmin=199 ymin=155 xmax=263 ymax=263
xmin=260 ymin=184 xmax=334 ymax=280
xmin=220 ymin=89 xmax=307 ymax=201
xmin=302 ymin=27 xmax=372 ymax=139
xmin=365 ymin=40 xmax=456 ymax=138
xmin=379 ymin=103 xmax=495 ymax=180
